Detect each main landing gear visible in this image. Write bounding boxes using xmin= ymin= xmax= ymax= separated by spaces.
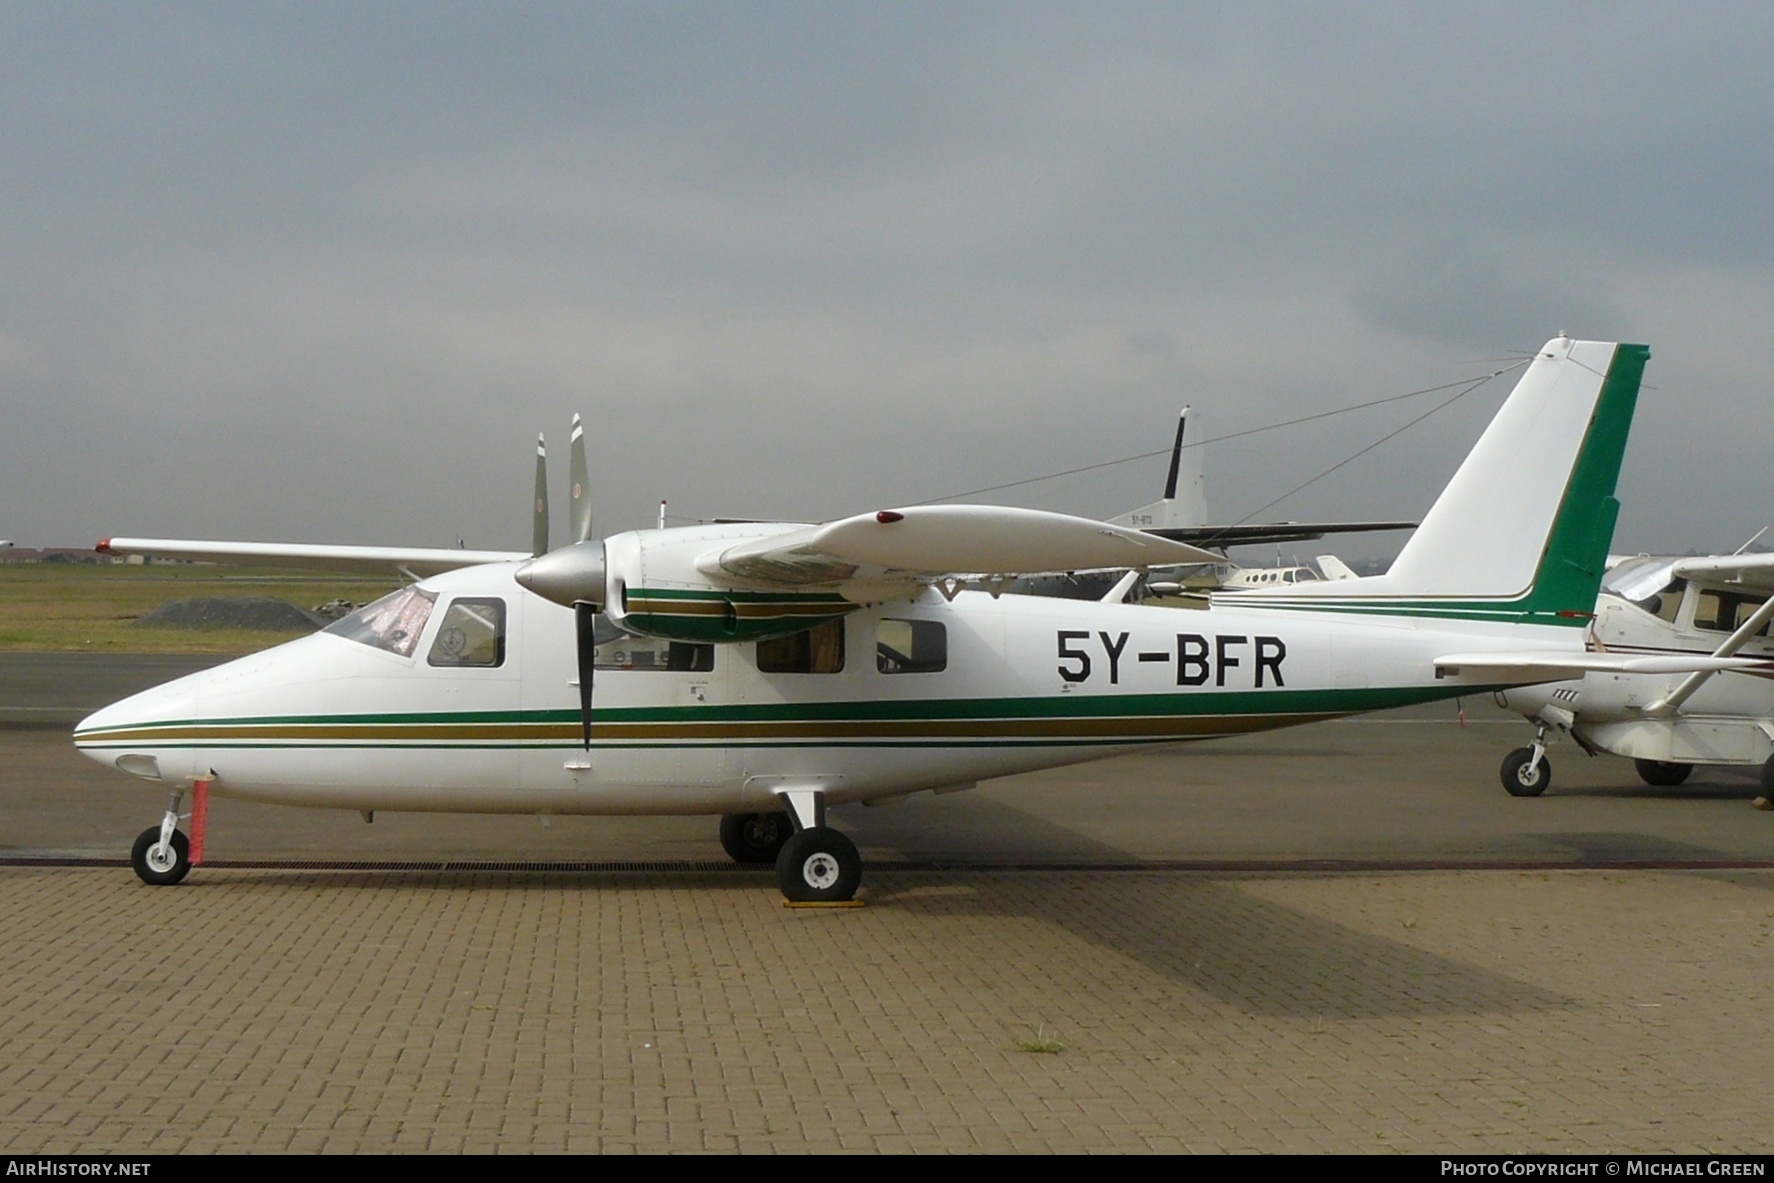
xmin=722 ymin=790 xmax=862 ymax=903
xmin=719 ymin=811 xmax=793 ymax=864
xmin=1634 ymin=758 xmax=1693 ymax=787
xmin=776 ymin=827 xmax=862 ymax=904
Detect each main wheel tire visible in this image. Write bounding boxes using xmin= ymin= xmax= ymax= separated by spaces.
xmin=130 ymin=826 xmax=191 ymax=886
xmin=1500 ymin=747 xmax=1551 ymax=797
xmin=719 ymin=811 xmax=793 ymax=864
xmin=775 ymin=827 xmax=862 ymax=903
xmin=1635 ymin=758 xmax=1693 ymax=787
xmin=1762 ymin=755 xmax=1774 ymax=794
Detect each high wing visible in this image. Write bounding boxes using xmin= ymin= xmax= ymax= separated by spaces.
xmin=1671 ymin=552 xmax=1774 ymax=593
xmin=96 ymin=537 xmax=528 ymax=579
xmin=699 ymin=505 xmax=1224 ymax=589
xmin=1605 ymin=552 xmax=1774 ymax=601
xmin=1432 ymin=650 xmax=1774 ymax=685
xmin=1143 ymin=520 xmax=1418 ymax=548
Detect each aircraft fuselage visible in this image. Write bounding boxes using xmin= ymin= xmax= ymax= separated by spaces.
xmin=75 ymin=561 xmax=1533 ymax=815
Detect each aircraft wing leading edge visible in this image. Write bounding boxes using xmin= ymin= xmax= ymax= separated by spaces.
xmin=707 ymin=505 xmax=1225 ymax=588
xmin=97 ymin=538 xmax=529 ymax=578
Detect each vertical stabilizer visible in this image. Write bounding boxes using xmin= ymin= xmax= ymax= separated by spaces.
xmin=1237 ymin=337 xmax=1649 ymax=626
xmin=1109 ymin=406 xmax=1209 ymax=530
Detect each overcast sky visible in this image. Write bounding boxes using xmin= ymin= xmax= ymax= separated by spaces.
xmin=3 ymin=3 xmax=1771 ymax=561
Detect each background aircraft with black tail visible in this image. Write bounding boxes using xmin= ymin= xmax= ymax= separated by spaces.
xmin=1010 ymin=405 xmax=1416 ymax=601
xmin=78 ymin=337 xmax=1764 ymax=902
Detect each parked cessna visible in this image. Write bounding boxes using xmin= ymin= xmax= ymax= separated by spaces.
xmin=1491 ymin=548 xmax=1774 ymax=797
xmin=77 ymin=337 xmax=1767 ymax=900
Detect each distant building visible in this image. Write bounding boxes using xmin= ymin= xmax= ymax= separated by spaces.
xmin=0 ymin=547 xmax=113 ymax=564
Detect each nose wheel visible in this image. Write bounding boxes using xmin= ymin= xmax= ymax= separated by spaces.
xmin=129 ymin=781 xmax=208 ymax=885
xmin=131 ymin=826 xmax=191 ymax=885
xmin=1500 ymin=746 xmax=1551 ymax=797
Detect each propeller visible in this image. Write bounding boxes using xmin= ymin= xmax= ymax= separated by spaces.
xmin=569 ymin=414 xmax=592 ymax=546
xmin=518 ymin=415 xmax=609 ymax=750
xmin=532 ymin=434 xmax=549 ymax=558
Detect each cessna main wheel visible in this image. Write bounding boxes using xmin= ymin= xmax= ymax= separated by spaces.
xmin=131 ymin=826 xmax=191 ymax=886
xmin=1635 ymin=758 xmax=1693 ymax=787
xmin=775 ymin=827 xmax=861 ymax=903
xmin=1500 ymin=747 xmax=1551 ymax=797
xmin=719 ymin=811 xmax=793 ymax=864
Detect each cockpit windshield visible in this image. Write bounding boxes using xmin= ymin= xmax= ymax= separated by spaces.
xmin=323 ymin=586 xmax=437 ymax=658
xmin=1602 ymin=556 xmax=1680 ymax=604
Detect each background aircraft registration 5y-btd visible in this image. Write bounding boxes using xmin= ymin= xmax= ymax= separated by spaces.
xmin=76 ymin=337 xmax=1768 ymax=901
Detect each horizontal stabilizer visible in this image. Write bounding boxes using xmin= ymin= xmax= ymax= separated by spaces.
xmin=707 ymin=505 xmax=1224 ymax=588
xmin=97 ymin=538 xmax=528 ymax=578
xmin=1145 ymin=520 xmax=1417 ymax=548
xmin=1432 ymin=651 xmax=1774 ymax=685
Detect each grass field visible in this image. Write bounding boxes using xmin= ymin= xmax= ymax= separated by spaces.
xmin=0 ymin=562 xmax=400 ymax=653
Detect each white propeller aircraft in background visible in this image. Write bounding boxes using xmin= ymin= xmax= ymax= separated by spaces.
xmin=1491 ymin=548 xmax=1774 ymax=797
xmin=78 ymin=337 xmax=1767 ymax=901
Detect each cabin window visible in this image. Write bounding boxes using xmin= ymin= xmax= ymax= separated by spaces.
xmin=427 ymin=597 xmax=506 ymax=668
xmin=1693 ymin=589 xmax=1771 ymax=636
xmin=876 ymin=619 xmax=947 ymax=674
xmin=325 ymin=586 xmax=437 ymax=658
xmin=757 ymin=619 xmax=845 ymax=674
xmin=594 ymin=636 xmax=715 ymax=672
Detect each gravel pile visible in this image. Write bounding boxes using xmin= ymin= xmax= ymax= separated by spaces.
xmin=132 ymin=597 xmax=326 ymax=632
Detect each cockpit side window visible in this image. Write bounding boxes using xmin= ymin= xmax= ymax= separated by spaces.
xmin=427 ymin=597 xmax=507 ymax=668
xmin=325 ymin=586 xmax=437 ymax=658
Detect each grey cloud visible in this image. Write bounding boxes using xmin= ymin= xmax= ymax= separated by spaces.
xmin=2 ymin=4 xmax=1773 ymax=559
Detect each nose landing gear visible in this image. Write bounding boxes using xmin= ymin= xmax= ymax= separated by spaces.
xmin=1501 ymin=731 xmax=1552 ymax=797
xmin=129 ymin=778 xmax=210 ymax=886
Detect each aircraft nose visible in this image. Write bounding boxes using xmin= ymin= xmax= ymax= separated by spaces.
xmin=73 ymin=672 xmax=204 ymax=783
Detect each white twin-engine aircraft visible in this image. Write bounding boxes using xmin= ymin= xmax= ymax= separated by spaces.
xmin=76 ymin=337 xmax=1768 ymax=901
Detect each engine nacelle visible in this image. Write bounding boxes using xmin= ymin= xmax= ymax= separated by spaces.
xmin=519 ymin=522 xmax=864 ymax=643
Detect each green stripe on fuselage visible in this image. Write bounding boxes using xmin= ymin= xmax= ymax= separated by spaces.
xmin=74 ymin=682 xmax=1504 ymax=748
